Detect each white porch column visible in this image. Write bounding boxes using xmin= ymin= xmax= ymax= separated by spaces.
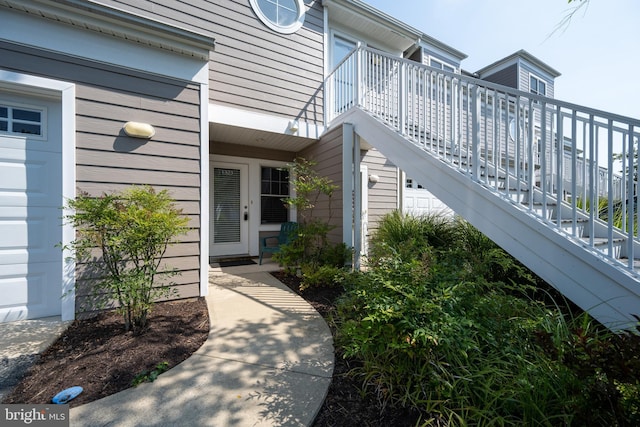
xmin=342 ymin=123 xmax=355 ymax=264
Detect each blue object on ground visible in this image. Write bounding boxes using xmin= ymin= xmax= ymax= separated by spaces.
xmin=52 ymin=386 xmax=83 ymax=404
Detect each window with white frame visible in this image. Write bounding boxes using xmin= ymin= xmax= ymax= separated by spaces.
xmin=249 ymin=0 xmax=305 ymax=34
xmin=261 ymin=166 xmax=290 ymax=224
xmin=428 ymin=58 xmax=455 ymax=104
xmin=332 ymin=34 xmax=357 ymax=68
xmin=530 ymin=75 xmax=546 ymax=97
xmin=0 ymin=104 xmax=44 ymax=137
xmin=429 ymin=58 xmax=455 ymax=73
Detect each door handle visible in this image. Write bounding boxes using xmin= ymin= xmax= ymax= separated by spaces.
xmin=244 ymin=212 xmax=248 ymax=221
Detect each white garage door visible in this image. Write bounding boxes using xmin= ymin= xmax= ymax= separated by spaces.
xmin=404 ymin=177 xmax=453 ymax=218
xmin=0 ymin=92 xmax=63 ymax=322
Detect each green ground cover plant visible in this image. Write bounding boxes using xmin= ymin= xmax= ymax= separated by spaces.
xmin=333 ymin=211 xmax=640 ymax=425
xmin=131 ymin=361 xmax=170 ymax=387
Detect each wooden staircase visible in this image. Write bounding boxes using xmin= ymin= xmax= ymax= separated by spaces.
xmin=333 ymin=106 xmax=640 ymax=331
xmin=326 ymin=46 xmax=640 ymax=330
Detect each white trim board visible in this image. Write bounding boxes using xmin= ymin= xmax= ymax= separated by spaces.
xmin=199 ymin=82 xmax=210 ymax=297
xmin=210 ymin=103 xmax=325 ymax=140
xmin=0 ymin=70 xmax=76 ymax=322
xmin=0 ymin=6 xmax=209 ymax=84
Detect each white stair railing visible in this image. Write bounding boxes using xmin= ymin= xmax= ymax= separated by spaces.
xmin=326 ymin=46 xmax=640 ymax=272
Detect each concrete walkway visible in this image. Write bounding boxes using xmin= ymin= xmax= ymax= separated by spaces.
xmin=70 ymin=264 xmax=334 ymax=426
xmin=0 ymin=316 xmax=70 ymax=401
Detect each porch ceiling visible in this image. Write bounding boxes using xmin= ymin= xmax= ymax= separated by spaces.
xmin=209 ymin=122 xmax=317 ymax=152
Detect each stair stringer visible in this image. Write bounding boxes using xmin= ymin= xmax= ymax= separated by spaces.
xmin=336 ymin=107 xmax=640 ymax=331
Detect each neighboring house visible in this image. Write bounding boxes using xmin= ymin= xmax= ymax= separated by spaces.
xmin=1 ymin=0 xmax=639 ymax=330
xmin=403 ymin=49 xmax=562 ymax=218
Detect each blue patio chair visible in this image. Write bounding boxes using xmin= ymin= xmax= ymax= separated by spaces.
xmin=259 ymin=222 xmax=298 ymax=265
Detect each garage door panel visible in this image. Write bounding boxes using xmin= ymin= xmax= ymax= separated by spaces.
xmin=0 ymin=262 xmax=61 ymax=322
xmin=1 ymin=92 xmax=63 ymax=322
xmin=0 ymin=136 xmax=62 ymax=154
xmin=0 ymin=148 xmax=62 ymax=207
xmin=404 ymin=188 xmax=453 ymax=217
xmin=0 ymin=207 xmax=62 ymax=265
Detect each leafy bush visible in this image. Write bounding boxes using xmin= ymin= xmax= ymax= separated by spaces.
xmin=274 ymin=158 xmax=351 ymax=286
xmin=63 ymin=186 xmax=188 ymax=333
xmin=368 ymin=211 xmax=456 ymax=263
xmin=334 ymin=211 xmax=640 ymax=424
xmin=300 ymin=264 xmax=346 ymax=291
xmin=275 ymin=157 xmax=339 ymax=268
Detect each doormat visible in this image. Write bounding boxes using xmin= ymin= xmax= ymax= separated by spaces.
xmin=218 ymin=258 xmax=257 ymax=267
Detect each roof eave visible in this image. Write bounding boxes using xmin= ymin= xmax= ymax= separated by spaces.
xmin=1 ymin=0 xmax=216 ymax=60
xmin=477 ymin=49 xmax=561 ymax=78
xmin=323 ymin=0 xmax=467 ymax=60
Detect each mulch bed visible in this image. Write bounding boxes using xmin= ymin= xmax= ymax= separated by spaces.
xmin=2 ymin=297 xmax=209 ymax=408
xmin=272 ymin=271 xmax=423 ymax=427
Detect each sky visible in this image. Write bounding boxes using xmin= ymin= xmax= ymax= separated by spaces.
xmin=363 ymin=0 xmax=640 ymax=120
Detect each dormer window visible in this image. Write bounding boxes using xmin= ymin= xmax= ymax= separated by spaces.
xmin=249 ymin=0 xmax=305 ymax=34
xmin=530 ymin=75 xmax=546 ymax=96
xmin=429 ymin=58 xmax=455 ymax=73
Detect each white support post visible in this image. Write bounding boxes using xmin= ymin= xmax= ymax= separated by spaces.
xmin=342 ymin=123 xmax=355 ymax=263
xmin=471 ymin=85 xmax=481 ymax=180
xmin=398 ymin=61 xmax=406 ymax=135
xmin=353 ymin=134 xmax=362 ymax=269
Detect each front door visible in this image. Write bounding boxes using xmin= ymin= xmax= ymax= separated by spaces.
xmin=210 ymin=162 xmax=249 ymax=257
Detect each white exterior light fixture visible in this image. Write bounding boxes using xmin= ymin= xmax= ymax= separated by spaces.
xmin=123 ymin=121 xmax=155 ymax=139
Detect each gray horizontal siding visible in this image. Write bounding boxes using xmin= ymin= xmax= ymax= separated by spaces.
xmin=362 ymin=148 xmax=398 ymax=236
xmin=297 ymin=126 xmax=344 ymax=244
xmin=0 ymin=41 xmax=202 ymax=307
xmin=97 ymin=0 xmax=325 ymax=124
xmin=520 ymin=63 xmax=555 ymax=98
xmin=481 ymin=63 xmax=518 ymax=89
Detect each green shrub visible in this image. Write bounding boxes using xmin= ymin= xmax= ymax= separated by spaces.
xmin=274 ymin=158 xmax=353 ymax=285
xmin=454 ymin=219 xmax=535 ymax=285
xmin=63 ymin=186 xmax=188 ymax=333
xmin=276 ymin=158 xmax=339 ymax=269
xmin=334 ymin=212 xmax=639 ymax=424
xmin=369 ymin=211 xmax=456 ymax=263
xmin=300 ymin=264 xmax=347 ymax=290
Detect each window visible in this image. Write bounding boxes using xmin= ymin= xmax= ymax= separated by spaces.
xmin=405 ymin=178 xmax=424 ymax=189
xmin=530 ymin=75 xmax=546 ymax=96
xmin=261 ymin=166 xmax=290 ymax=224
xmin=332 ymin=35 xmax=357 ymax=69
xmin=429 ymin=58 xmax=455 ymax=73
xmin=249 ymin=0 xmax=305 ymax=34
xmin=428 ymin=59 xmax=455 ymax=104
xmin=0 ymin=104 xmax=43 ymax=136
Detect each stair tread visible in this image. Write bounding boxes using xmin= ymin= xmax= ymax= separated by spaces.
xmin=619 ymin=258 xmax=640 ymax=270
xmin=557 ymin=218 xmax=590 ymax=224
xmin=581 ymin=236 xmax=625 ymax=246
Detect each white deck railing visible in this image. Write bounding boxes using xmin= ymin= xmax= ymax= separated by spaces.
xmin=327 ymin=46 xmax=640 ymax=269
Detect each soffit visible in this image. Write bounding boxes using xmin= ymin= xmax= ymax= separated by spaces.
xmin=0 ymin=0 xmax=215 ymax=60
xmin=324 ymin=0 xmax=416 ymax=52
xmin=324 ymin=0 xmax=467 ymax=60
xmin=210 ymin=123 xmax=317 ymax=153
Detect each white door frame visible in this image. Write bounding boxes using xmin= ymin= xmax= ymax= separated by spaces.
xmin=0 ymin=70 xmax=76 ymax=322
xmin=210 ymin=161 xmax=250 ymax=257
